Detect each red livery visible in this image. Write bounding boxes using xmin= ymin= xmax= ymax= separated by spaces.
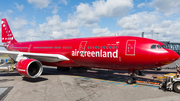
xmin=1 ymin=18 xmax=179 ymax=83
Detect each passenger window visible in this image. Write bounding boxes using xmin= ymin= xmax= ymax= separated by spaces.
xmin=157 ymin=45 xmax=161 ymax=49
xmin=93 ymin=46 xmax=95 ymax=49
xmin=88 ymin=46 xmax=89 ymax=49
xmin=109 ymin=46 xmax=112 ymax=49
xmin=101 ymin=46 xmax=103 ymax=49
xmin=107 ymin=46 xmax=108 ymax=49
xmin=90 ymin=46 xmax=92 ymax=49
xmin=116 ymin=46 xmax=118 ymax=49
xmin=151 ymin=45 xmax=156 ymax=49
xmin=95 ymin=46 xmax=97 ymax=49
xmin=104 ymin=46 xmax=106 ymax=49
xmin=98 ymin=46 xmax=100 ymax=49
xmin=113 ymin=46 xmax=115 ymax=49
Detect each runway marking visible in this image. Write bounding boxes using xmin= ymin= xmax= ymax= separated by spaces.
xmin=116 ymin=83 xmax=121 ymax=85
xmin=145 ymin=85 xmax=159 ymax=88
xmin=73 ymin=76 xmax=159 ymax=88
xmin=93 ymin=78 xmax=104 ymax=81
xmin=109 ymin=78 xmax=126 ymax=82
xmin=121 ymin=82 xmax=127 ymax=84
xmin=82 ymin=78 xmax=91 ymax=80
xmin=124 ymin=84 xmax=128 ymax=86
xmin=136 ymin=85 xmax=146 ymax=87
xmin=77 ymin=77 xmax=83 ymax=79
xmin=101 ymin=77 xmax=121 ymax=83
xmin=72 ymin=76 xmax=81 ymax=77
xmin=109 ymin=82 xmax=115 ymax=84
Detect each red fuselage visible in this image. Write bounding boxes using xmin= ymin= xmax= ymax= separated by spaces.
xmin=6 ymin=36 xmax=179 ymax=71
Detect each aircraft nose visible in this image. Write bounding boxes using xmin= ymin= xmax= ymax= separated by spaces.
xmin=169 ymin=50 xmax=179 ymax=61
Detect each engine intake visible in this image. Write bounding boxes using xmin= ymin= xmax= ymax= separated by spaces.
xmin=16 ymin=59 xmax=43 ymax=78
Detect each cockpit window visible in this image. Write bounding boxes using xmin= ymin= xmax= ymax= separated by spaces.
xmin=161 ymin=45 xmax=167 ymax=49
xmin=151 ymin=45 xmax=156 ymax=49
xmin=157 ymin=45 xmax=161 ymax=49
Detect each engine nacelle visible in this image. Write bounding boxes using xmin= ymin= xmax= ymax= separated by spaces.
xmin=16 ymin=59 xmax=43 ymax=78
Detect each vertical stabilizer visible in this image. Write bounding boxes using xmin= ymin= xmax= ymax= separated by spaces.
xmin=1 ymin=18 xmax=17 ymax=43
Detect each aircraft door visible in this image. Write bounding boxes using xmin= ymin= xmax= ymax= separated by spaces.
xmin=125 ymin=40 xmax=136 ymax=56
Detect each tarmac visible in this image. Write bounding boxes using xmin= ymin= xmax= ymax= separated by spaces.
xmin=0 ymin=58 xmax=180 ymax=101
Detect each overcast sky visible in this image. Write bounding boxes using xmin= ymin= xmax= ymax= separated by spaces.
xmin=1 ymin=0 xmax=180 ymax=43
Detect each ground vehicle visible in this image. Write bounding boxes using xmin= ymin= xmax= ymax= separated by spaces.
xmin=159 ymin=73 xmax=180 ymax=93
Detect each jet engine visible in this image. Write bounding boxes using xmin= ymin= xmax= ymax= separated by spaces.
xmin=16 ymin=59 xmax=43 ymax=78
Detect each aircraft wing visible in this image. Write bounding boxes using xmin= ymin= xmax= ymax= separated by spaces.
xmin=0 ymin=50 xmax=69 ymax=62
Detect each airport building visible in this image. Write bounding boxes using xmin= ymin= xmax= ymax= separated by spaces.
xmin=161 ymin=41 xmax=180 ymax=55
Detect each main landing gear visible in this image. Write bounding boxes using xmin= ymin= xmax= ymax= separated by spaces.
xmin=126 ymin=70 xmax=146 ymax=84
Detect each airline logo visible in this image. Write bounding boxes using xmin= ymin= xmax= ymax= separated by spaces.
xmin=72 ymin=49 xmax=118 ymax=58
xmin=1 ymin=21 xmax=4 ymax=24
xmin=2 ymin=20 xmax=14 ymax=41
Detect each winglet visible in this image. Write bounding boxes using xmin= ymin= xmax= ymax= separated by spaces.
xmin=1 ymin=18 xmax=17 ymax=43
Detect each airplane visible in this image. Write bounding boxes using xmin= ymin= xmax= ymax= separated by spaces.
xmin=0 ymin=18 xmax=179 ymax=84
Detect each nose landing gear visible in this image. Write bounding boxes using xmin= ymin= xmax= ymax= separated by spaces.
xmin=126 ymin=74 xmax=136 ymax=84
xmin=126 ymin=70 xmax=146 ymax=84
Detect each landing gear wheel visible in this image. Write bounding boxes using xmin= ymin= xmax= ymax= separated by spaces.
xmin=126 ymin=78 xmax=134 ymax=84
xmin=134 ymin=70 xmax=146 ymax=76
xmin=173 ymin=82 xmax=180 ymax=93
xmin=140 ymin=71 xmax=146 ymax=76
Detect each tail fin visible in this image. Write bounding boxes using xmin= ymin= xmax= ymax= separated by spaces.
xmin=1 ymin=18 xmax=17 ymax=43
